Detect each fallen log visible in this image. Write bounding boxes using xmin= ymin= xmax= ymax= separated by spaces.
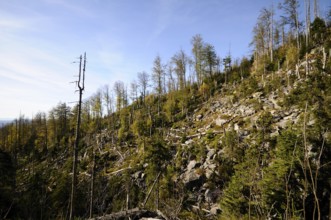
xmin=89 ymin=207 xmax=148 ymax=220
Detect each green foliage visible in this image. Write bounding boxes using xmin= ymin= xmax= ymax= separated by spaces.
xmin=205 ymin=129 xmax=214 ymax=140
xmin=238 ymin=76 xmax=260 ymax=98
xmin=1 ymin=13 xmax=331 ymax=219
xmin=215 ymin=157 xmax=234 ymax=189
xmin=314 ymin=93 xmax=331 ymax=129
xmin=286 ymin=44 xmax=299 ymax=69
xmin=284 ymin=69 xmax=330 ymax=109
xmin=310 ymin=17 xmax=327 ymax=46
xmin=163 ymin=94 xmax=179 ymax=122
xmin=222 ymin=130 xmax=243 ymax=162
xmin=263 ymin=74 xmax=284 ymax=94
xmin=260 ymin=130 xmax=301 ymax=218
xmin=49 ymin=171 xmax=71 ymax=218
xmin=199 ymin=82 xmax=210 ymax=101
xmin=144 ymin=136 xmax=171 ymax=178
xmin=132 ymin=111 xmax=148 ymax=137
xmin=178 ymin=210 xmax=201 ymax=219
xmin=118 ymin=108 xmax=130 ymax=141
xmin=256 ymin=111 xmax=273 ymax=134
xmin=0 ymin=150 xmax=15 ymax=218
xmin=220 ymin=150 xmax=258 ymax=218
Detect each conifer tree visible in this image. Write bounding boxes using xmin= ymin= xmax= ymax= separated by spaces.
xmin=203 ymin=43 xmax=218 ymax=78
xmin=152 ymin=55 xmax=165 ymax=115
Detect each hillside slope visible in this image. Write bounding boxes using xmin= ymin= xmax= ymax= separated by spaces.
xmin=1 ymin=17 xmax=331 ymax=220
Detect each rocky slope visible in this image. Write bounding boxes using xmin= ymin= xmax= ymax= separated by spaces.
xmin=88 ymin=65 xmax=329 ymax=219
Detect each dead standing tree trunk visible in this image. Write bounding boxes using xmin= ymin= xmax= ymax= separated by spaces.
xmin=89 ymin=135 xmax=96 ymax=219
xmin=69 ymin=53 xmax=86 ymax=220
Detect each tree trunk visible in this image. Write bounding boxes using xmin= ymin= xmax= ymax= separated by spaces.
xmin=296 ymin=13 xmax=300 ymax=50
xmin=270 ymin=4 xmax=274 ymax=63
xmin=89 ymin=145 xmax=95 ymax=218
xmin=329 ymin=179 xmax=331 ymax=220
xmin=322 ymin=47 xmax=327 ymax=71
xmin=314 ymin=0 xmax=319 ymax=19
xmin=302 ymin=102 xmax=309 ymax=220
xmin=69 ymin=53 xmax=86 ymax=220
xmin=142 ymin=172 xmax=161 ymax=208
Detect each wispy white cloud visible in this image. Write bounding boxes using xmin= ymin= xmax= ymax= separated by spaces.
xmin=4 ymin=0 xmax=313 ymax=119
xmin=0 ymin=37 xmax=73 ymax=85
xmin=0 ymin=1 xmax=132 ymax=119
xmin=0 ymin=29 xmax=79 ymax=118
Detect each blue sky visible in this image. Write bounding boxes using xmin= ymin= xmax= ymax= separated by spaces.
xmin=0 ymin=0 xmax=330 ymax=119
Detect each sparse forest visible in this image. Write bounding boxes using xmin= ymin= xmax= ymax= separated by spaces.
xmin=1 ymin=1 xmax=331 ymax=219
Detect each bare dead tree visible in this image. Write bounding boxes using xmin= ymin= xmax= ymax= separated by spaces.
xmin=305 ymin=0 xmax=311 ymax=77
xmin=301 ymin=101 xmax=321 ymax=220
xmin=300 ymin=102 xmax=309 ymax=220
xmin=285 ymin=140 xmax=297 ymax=219
xmin=142 ymin=171 xmax=161 ymax=208
xmin=69 ymin=52 xmax=86 ymax=220
xmin=270 ymin=3 xmax=274 ymax=63
xmin=314 ymin=0 xmax=319 ymax=19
